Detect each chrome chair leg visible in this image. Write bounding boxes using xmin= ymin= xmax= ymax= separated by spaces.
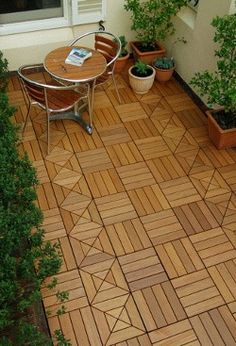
xmin=22 ymin=104 xmax=32 ymax=134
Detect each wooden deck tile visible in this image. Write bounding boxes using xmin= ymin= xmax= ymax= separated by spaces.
xmin=190 ymin=228 xmax=236 ymax=267
xmin=141 ymin=209 xmax=186 ymax=245
xmin=106 ymin=218 xmax=152 ymax=256
xmin=146 ymin=155 xmax=186 ymax=183
xmin=117 ymin=162 xmax=155 ymax=190
xmin=124 ymin=118 xmax=160 ymax=140
xmin=159 ymin=176 xmax=201 ymax=207
xmin=133 ymin=281 xmax=186 ymax=331
xmin=98 ymin=123 xmax=131 ymax=146
xmin=77 ymin=147 xmax=113 ymax=173
xmin=119 ymin=248 xmax=168 ymax=291
xmin=173 ymin=200 xmax=219 ymax=235
xmin=115 ymin=102 xmax=148 ymax=122
xmin=219 ymin=163 xmax=236 ymax=192
xmin=107 ymin=142 xmax=143 ymax=167
xmin=149 ymin=319 xmax=198 ymax=345
xmin=135 ymin=136 xmax=172 ymax=160
xmin=172 ymin=269 xmax=225 ymax=317
xmin=190 ymin=306 xmax=236 ymax=346
xmin=128 ymin=184 xmax=170 ymax=216
xmin=156 ymin=238 xmax=204 ymax=279
xmin=85 ymin=168 xmax=124 ymax=198
xmin=95 ymin=192 xmax=137 ymax=225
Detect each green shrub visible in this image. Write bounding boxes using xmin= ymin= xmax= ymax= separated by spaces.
xmin=0 ymin=51 xmax=66 ymax=345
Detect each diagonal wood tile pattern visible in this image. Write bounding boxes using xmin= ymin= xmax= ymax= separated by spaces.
xmin=9 ymin=61 xmax=236 ymax=345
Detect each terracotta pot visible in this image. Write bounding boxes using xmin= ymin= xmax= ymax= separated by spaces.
xmin=153 ymin=66 xmax=175 ymax=82
xmin=114 ymin=53 xmax=130 ymax=73
xmin=130 ymin=41 xmax=166 ymax=64
xmin=207 ymin=109 xmax=236 ymax=149
xmin=128 ymin=65 xmax=155 ymax=94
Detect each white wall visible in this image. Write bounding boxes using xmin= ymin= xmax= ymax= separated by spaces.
xmin=164 ymin=0 xmax=235 ymax=86
xmin=0 ymin=0 xmax=134 ymax=71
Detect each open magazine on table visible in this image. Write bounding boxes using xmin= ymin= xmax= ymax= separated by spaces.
xmin=65 ymin=48 xmax=92 ymax=66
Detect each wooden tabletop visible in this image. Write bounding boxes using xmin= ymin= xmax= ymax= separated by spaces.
xmin=44 ymin=46 xmax=107 ymax=83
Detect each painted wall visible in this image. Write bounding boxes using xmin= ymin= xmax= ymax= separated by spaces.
xmin=164 ymin=0 xmax=235 ymax=90
xmin=0 ymin=0 xmax=133 ymax=71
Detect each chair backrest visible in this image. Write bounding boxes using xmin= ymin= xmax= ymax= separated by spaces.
xmin=69 ymin=31 xmax=121 ymax=70
xmin=18 ymin=65 xmax=86 ymax=112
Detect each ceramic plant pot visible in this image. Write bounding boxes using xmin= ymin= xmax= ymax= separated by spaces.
xmin=128 ymin=65 xmax=155 ymax=94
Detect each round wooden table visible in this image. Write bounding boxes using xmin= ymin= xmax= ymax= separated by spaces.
xmin=43 ymin=46 xmax=107 ymax=134
xmin=44 ymin=46 xmax=107 ymax=83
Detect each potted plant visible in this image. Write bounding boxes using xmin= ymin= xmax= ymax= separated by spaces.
xmin=128 ymin=59 xmax=155 ymax=94
xmin=114 ymin=35 xmax=130 ymax=73
xmin=124 ymin=0 xmax=188 ymax=64
xmin=153 ymin=56 xmax=175 ymax=82
xmin=191 ymin=13 xmax=236 ymax=149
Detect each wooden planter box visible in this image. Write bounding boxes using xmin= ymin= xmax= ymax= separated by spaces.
xmin=207 ymin=110 xmax=236 ymax=149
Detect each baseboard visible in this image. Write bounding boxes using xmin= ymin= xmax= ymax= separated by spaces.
xmin=173 ymin=71 xmax=208 ymax=114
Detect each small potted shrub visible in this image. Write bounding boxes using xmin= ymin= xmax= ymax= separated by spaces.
xmin=191 ymin=13 xmax=236 ymax=149
xmin=153 ymin=56 xmax=175 ymax=82
xmin=124 ymin=0 xmax=188 ymax=64
xmin=128 ymin=59 xmax=155 ymax=94
xmin=114 ymin=35 xmax=130 ymax=73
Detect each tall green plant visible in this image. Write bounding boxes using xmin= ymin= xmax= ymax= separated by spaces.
xmin=191 ymin=14 xmax=236 ymax=128
xmin=124 ymin=0 xmax=188 ymax=48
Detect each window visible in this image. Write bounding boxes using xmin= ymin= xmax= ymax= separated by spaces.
xmin=0 ymin=0 xmax=106 ymax=35
xmin=188 ymin=0 xmax=199 ymax=11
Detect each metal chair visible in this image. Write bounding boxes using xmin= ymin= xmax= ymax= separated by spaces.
xmin=69 ymin=31 xmax=122 ymax=107
xmin=18 ymin=64 xmax=91 ymax=154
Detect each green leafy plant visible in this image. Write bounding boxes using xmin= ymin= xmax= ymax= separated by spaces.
xmin=119 ymin=35 xmax=128 ymax=57
xmin=0 ymin=50 xmax=69 ymax=345
xmin=132 ymin=60 xmax=153 ymax=77
xmin=0 ymin=50 xmax=9 ymax=92
xmin=191 ymin=14 xmax=236 ymax=129
xmin=153 ymin=56 xmax=175 ymax=70
xmin=124 ymin=0 xmax=188 ymax=50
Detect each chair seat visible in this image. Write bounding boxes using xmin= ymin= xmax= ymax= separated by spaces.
xmin=47 ymin=89 xmax=81 ymax=111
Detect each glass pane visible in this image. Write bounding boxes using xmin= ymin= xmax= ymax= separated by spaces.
xmin=0 ymin=0 xmax=63 ymax=24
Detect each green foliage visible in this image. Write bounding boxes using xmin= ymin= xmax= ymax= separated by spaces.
xmin=153 ymin=56 xmax=175 ymax=69
xmin=119 ymin=35 xmax=128 ymax=56
xmin=0 ymin=52 xmax=67 ymax=344
xmin=124 ymin=0 xmax=188 ymax=47
xmin=0 ymin=51 xmax=9 ymax=92
xmin=132 ymin=60 xmax=153 ymax=77
xmin=191 ymin=14 xmax=236 ymax=128
xmin=54 ymin=330 xmax=72 ymax=346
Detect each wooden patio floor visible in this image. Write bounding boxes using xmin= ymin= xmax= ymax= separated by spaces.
xmin=8 ymin=61 xmax=236 ymax=345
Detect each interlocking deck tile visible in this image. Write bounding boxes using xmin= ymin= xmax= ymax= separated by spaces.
xmin=190 ymin=228 xmax=236 ymax=267
xmin=77 ymin=147 xmax=113 ymax=173
xmin=172 ymin=269 xmax=225 ymax=317
xmin=190 ymin=306 xmax=236 ymax=345
xmin=117 ymin=162 xmax=156 ymax=190
xmin=133 ymin=281 xmax=186 ymax=331
xmin=173 ymin=200 xmax=219 ymax=235
xmin=107 ymin=141 xmax=143 ymax=167
xmin=146 ymin=155 xmax=185 ymax=183
xmin=149 ymin=319 xmax=198 ymax=345
xmin=141 ymin=209 xmax=186 ymax=245
xmin=128 ymin=184 xmax=170 ymax=216
xmin=85 ymin=168 xmax=124 ymax=198
xmin=106 ymin=218 xmax=152 ymax=256
xmin=95 ymin=191 xmax=137 ymax=226
xmin=124 ymin=118 xmax=160 ymax=140
xmin=135 ymin=136 xmax=172 ymax=160
xmin=159 ymin=176 xmax=201 ymax=207
xmin=115 ymin=102 xmax=148 ymax=122
xmin=119 ymin=248 xmax=168 ymax=291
